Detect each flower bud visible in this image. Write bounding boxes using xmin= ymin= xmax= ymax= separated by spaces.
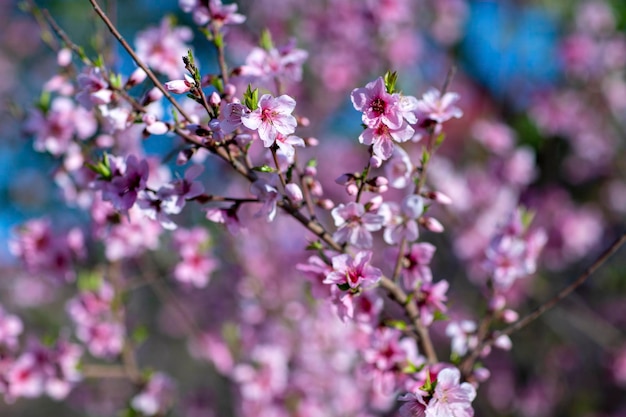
xmin=299 ymin=116 xmax=310 ymax=127
xmin=494 ymin=335 xmax=512 ymax=350
xmin=165 ymin=79 xmax=193 ymax=94
xmin=421 ymin=216 xmax=444 ymax=233
xmin=304 ymin=166 xmax=317 ymax=177
xmin=374 ymin=176 xmax=388 ymax=187
xmin=489 ymin=294 xmax=506 ymax=311
xmin=57 ymin=48 xmax=72 ymax=67
xmin=285 ymin=183 xmax=303 ymax=202
xmin=305 ymin=137 xmax=319 ymax=147
xmin=224 ymin=83 xmax=236 ymax=96
xmin=128 ymin=68 xmax=147 ymax=87
xmin=370 ymin=155 xmax=383 ymax=168
xmin=501 ymin=309 xmax=519 ymax=323
xmin=146 ymin=87 xmax=164 ymax=103
xmin=346 ymin=183 xmax=359 ymax=196
xmin=318 ymin=199 xmax=334 ymax=210
xmin=425 ymin=190 xmax=453 ymax=205
xmin=209 ymin=92 xmax=221 ymax=106
xmin=368 ymin=195 xmax=384 ymax=211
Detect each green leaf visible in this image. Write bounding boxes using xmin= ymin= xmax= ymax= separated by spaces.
xmin=305 ymin=241 xmax=323 ymax=251
xmin=306 ymin=159 xmax=317 ymax=168
xmin=259 ymin=28 xmax=274 ymax=51
xmin=77 ymin=272 xmax=102 ymax=292
xmin=433 ymin=310 xmax=449 ymax=322
xmin=214 ymin=32 xmax=225 ymax=49
xmin=435 ymin=132 xmax=446 ymax=147
xmin=252 ymin=164 xmax=275 ymax=173
xmin=132 ymin=325 xmax=149 ymax=345
xmin=383 ymin=70 xmax=398 ymax=94
xmin=385 ymin=319 xmax=408 ymax=331
xmin=244 ymin=84 xmax=259 ymax=110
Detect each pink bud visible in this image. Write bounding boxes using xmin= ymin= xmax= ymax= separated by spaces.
xmin=165 ymin=79 xmax=192 ymax=94
xmin=146 ymin=87 xmax=163 ymax=103
xmin=427 ymin=190 xmax=453 ymax=205
xmin=319 ymin=199 xmax=334 ymax=210
xmin=374 ymin=176 xmax=388 ymax=187
xmin=224 ymin=83 xmax=236 ymax=96
xmin=501 ymin=309 xmax=519 ymax=323
xmin=209 ymin=92 xmax=221 ymax=106
xmin=370 ymin=155 xmax=383 ymax=168
xmin=146 ymin=121 xmax=169 ymax=135
xmin=377 ymin=184 xmax=388 ymax=193
xmin=421 ymin=216 xmax=444 ymax=233
xmin=57 ymin=48 xmax=72 ymax=67
xmin=299 ymin=116 xmax=310 ymax=127
xmin=368 ymin=195 xmax=383 ymax=211
xmin=346 ymin=183 xmax=359 ymax=195
xmin=285 ymin=183 xmax=303 ymax=202
xmin=128 ymin=68 xmax=147 ymax=86
xmin=304 ymin=166 xmax=317 ymax=177
xmin=494 ymin=335 xmax=512 ymax=350
xmin=305 ymin=137 xmax=319 ymax=147
xmin=473 ymin=367 xmax=491 ymax=382
xmin=489 ymin=295 xmax=506 ymax=311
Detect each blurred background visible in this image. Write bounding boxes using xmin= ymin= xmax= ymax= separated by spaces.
xmin=1 ymin=0 xmax=625 ymax=416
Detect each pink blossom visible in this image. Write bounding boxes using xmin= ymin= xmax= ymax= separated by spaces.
xmin=172 ymin=227 xmax=218 ymax=288
xmin=425 ymin=368 xmax=476 ymax=417
xmin=331 ymin=202 xmax=384 ymax=249
xmin=402 ymin=242 xmax=436 ymax=289
xmin=240 ymin=39 xmax=308 ymax=85
xmin=179 ymin=0 xmax=246 ymax=27
xmin=417 ymin=280 xmax=449 ymax=326
xmin=445 ymin=320 xmax=478 ymax=357
xmin=379 ymin=195 xmax=424 ymax=245
xmin=324 ymin=251 xmax=382 ymax=289
xmin=205 ymin=206 xmax=242 ymax=234
xmin=0 ymin=306 xmax=22 ymax=351
xmin=250 ymin=177 xmax=280 ymax=222
xmin=99 ymin=154 xmax=149 ymax=211
xmin=76 ymin=320 xmax=125 ymax=358
xmin=415 ymin=88 xmax=463 ymax=125
xmin=76 ymin=66 xmax=113 ymax=109
xmin=275 ymin=133 xmax=305 ymax=158
xmin=131 ymin=372 xmax=176 ymax=416
xmin=241 ymin=94 xmax=297 ymax=147
xmin=351 ymin=77 xmax=403 ymax=129
xmin=360 ymin=120 xmax=415 ymax=160
xmin=135 ymin=18 xmax=193 ymax=80
xmin=219 ymin=101 xmax=248 ymax=134
xmin=296 ymin=255 xmax=333 ymax=299
xmin=385 ymin=146 xmax=414 ymax=189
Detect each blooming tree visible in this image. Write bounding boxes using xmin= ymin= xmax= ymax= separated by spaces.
xmin=2 ymin=0 xmax=626 ymax=416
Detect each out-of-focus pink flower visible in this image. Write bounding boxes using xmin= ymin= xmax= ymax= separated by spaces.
xmin=446 ymin=320 xmax=478 ymax=357
xmin=179 ymin=0 xmax=246 ymax=27
xmin=402 ymin=242 xmax=436 ymax=289
xmin=240 ymin=39 xmax=308 ymax=85
xmin=135 ymin=18 xmax=193 ymax=80
xmin=417 ymin=280 xmax=449 ymax=326
xmin=0 ymin=306 xmax=22 ymax=351
xmin=415 ymin=88 xmax=463 ymax=125
xmin=131 ymin=372 xmax=176 ymax=416
xmin=331 ymin=202 xmax=384 ymax=249
xmin=385 ymin=146 xmax=414 ymax=189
